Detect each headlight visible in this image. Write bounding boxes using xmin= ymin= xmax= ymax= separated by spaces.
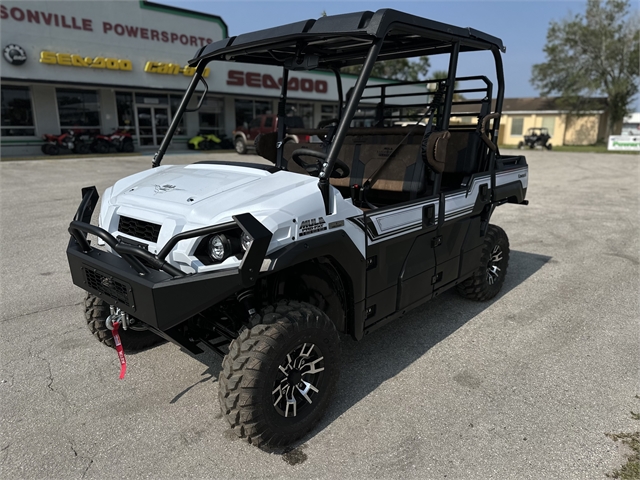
xmin=207 ymin=233 xmax=241 ymax=262
xmin=208 ymin=234 xmax=230 ymax=261
xmin=241 ymin=232 xmax=253 ymax=251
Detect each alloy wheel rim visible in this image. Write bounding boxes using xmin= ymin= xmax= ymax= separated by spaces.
xmin=486 ymin=244 xmax=503 ymax=285
xmin=272 ymin=343 xmax=324 ymax=418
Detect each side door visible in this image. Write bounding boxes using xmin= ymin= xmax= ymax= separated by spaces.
xmin=431 ymin=177 xmax=491 ymax=292
xmin=361 ymin=196 xmax=440 ymax=331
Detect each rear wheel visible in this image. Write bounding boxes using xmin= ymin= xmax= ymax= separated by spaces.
xmin=74 ymin=143 xmax=90 ymax=154
xmin=235 ymin=137 xmax=247 ymax=154
xmin=517 ymin=141 xmax=524 ymax=149
xmin=457 ymin=224 xmax=510 ymax=301
xmin=546 ymin=143 xmax=553 ymax=150
xmin=42 ymin=144 xmax=59 ymax=155
xmin=121 ymin=140 xmax=134 ymax=153
xmin=218 ymin=301 xmax=340 ymax=448
xmin=93 ymin=140 xmax=110 ymax=154
xmin=84 ymin=293 xmax=163 ymax=352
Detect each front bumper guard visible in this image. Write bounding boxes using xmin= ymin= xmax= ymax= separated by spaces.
xmin=67 ymin=186 xmax=272 ymax=331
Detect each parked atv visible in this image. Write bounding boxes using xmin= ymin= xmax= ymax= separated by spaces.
xmin=91 ymin=129 xmax=135 ymax=154
xmin=187 ymin=132 xmax=233 ymax=150
xmin=518 ymin=127 xmax=552 ymax=150
xmin=66 ymin=9 xmax=528 ymax=450
xmin=41 ymin=130 xmax=90 ymax=155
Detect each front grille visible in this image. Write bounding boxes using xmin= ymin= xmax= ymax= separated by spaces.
xmin=84 ymin=267 xmax=133 ymax=308
xmin=118 ymin=216 xmax=161 ymax=242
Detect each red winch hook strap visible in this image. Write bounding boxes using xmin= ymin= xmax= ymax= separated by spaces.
xmin=111 ymin=321 xmax=127 ymax=379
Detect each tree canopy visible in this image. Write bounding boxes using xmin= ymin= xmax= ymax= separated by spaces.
xmin=531 ymin=0 xmax=639 ymax=135
xmin=342 ymin=57 xmax=431 ymax=82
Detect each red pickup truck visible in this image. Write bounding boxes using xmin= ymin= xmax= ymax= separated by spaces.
xmin=232 ymin=114 xmax=310 ymax=154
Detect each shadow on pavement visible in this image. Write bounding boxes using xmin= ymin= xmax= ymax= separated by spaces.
xmin=305 ymin=249 xmax=551 ymax=448
xmin=168 ymin=249 xmax=551 ymax=454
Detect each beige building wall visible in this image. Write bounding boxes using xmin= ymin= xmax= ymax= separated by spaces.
xmin=499 ymin=112 xmax=602 ymax=146
xmin=562 ymin=115 xmax=600 ymax=145
xmin=499 ymin=114 xmax=565 ymax=146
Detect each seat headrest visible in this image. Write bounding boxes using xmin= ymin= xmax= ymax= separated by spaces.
xmin=423 ymin=130 xmax=451 ymax=173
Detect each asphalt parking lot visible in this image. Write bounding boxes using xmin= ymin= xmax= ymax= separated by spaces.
xmin=1 ymin=149 xmax=638 ymax=479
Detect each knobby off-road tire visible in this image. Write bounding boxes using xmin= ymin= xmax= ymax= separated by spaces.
xmin=84 ymin=293 xmax=163 ymax=352
xmin=457 ymin=224 xmax=510 ymax=301
xmin=219 ymin=301 xmax=340 ymax=448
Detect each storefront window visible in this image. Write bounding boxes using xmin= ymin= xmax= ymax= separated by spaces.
xmin=135 ymin=93 xmax=169 ymax=105
xmin=115 ymin=92 xmax=134 ymax=132
xmin=56 ymin=88 xmax=100 ymax=134
xmin=1 ymin=85 xmax=35 ymax=136
xmin=286 ymin=102 xmax=314 ymax=128
xmin=198 ymin=96 xmax=224 ymax=135
xmin=321 ymin=104 xmax=339 ymax=124
xmin=234 ymin=99 xmax=273 ymax=128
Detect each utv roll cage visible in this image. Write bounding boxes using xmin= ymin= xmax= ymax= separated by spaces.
xmin=153 ymin=8 xmax=506 ymax=214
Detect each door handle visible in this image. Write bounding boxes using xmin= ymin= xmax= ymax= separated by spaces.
xmin=423 ymin=204 xmax=436 ymax=227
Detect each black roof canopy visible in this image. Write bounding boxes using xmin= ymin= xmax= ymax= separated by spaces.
xmin=188 ymin=9 xmax=505 ymax=68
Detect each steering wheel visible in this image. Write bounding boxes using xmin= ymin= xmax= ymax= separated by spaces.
xmin=291 ymin=148 xmax=350 ymax=179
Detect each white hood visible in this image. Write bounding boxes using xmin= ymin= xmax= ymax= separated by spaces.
xmin=108 ymin=163 xmax=324 ymax=226
xmin=115 ymin=165 xmax=261 ymax=205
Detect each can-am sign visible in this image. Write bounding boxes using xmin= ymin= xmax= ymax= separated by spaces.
xmin=227 ymin=70 xmax=329 ymax=94
xmin=608 ymin=135 xmax=640 ymax=151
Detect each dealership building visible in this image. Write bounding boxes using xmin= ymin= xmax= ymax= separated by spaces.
xmin=0 ymin=1 xmax=369 ymax=157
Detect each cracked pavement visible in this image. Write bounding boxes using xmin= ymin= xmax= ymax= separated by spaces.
xmin=0 ymin=150 xmax=638 ymax=479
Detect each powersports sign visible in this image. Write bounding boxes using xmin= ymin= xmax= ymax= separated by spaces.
xmin=0 ymin=0 xmax=225 ymax=90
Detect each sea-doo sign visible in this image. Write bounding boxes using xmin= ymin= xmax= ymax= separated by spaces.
xmin=3 ymin=44 xmax=26 ymax=65
xmin=227 ymin=70 xmax=328 ymax=94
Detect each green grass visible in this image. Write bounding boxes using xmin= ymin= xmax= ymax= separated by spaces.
xmin=500 ymin=144 xmax=638 ymax=155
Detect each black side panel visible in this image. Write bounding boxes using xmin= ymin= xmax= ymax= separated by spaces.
xmin=433 ymin=218 xmax=471 ymax=287
xmin=494 ymin=180 xmax=526 ymax=204
xmin=397 ymin=233 xmax=437 ymax=309
xmin=366 ymin=235 xmax=416 ymax=298
xmin=461 ymin=215 xmax=484 ymax=253
xmin=267 ymin=231 xmax=366 ymax=301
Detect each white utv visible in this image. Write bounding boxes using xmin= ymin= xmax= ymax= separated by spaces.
xmin=67 ymin=9 xmax=529 ymax=449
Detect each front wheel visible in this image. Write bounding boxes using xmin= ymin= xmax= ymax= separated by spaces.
xmin=218 ymin=301 xmax=340 ymax=448
xmin=517 ymin=141 xmax=524 ymax=149
xmin=84 ymin=293 xmax=163 ymax=352
xmin=234 ymin=137 xmax=247 ymax=154
xmin=457 ymin=224 xmax=510 ymax=301
xmin=121 ymin=140 xmax=134 ymax=153
xmin=546 ymin=143 xmax=553 ymax=150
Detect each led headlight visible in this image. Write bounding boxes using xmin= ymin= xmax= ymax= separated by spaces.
xmin=208 ymin=234 xmax=231 ymax=262
xmin=241 ymin=232 xmax=253 ymax=251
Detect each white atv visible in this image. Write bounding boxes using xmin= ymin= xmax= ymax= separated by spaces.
xmin=67 ymin=9 xmax=528 ymax=449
